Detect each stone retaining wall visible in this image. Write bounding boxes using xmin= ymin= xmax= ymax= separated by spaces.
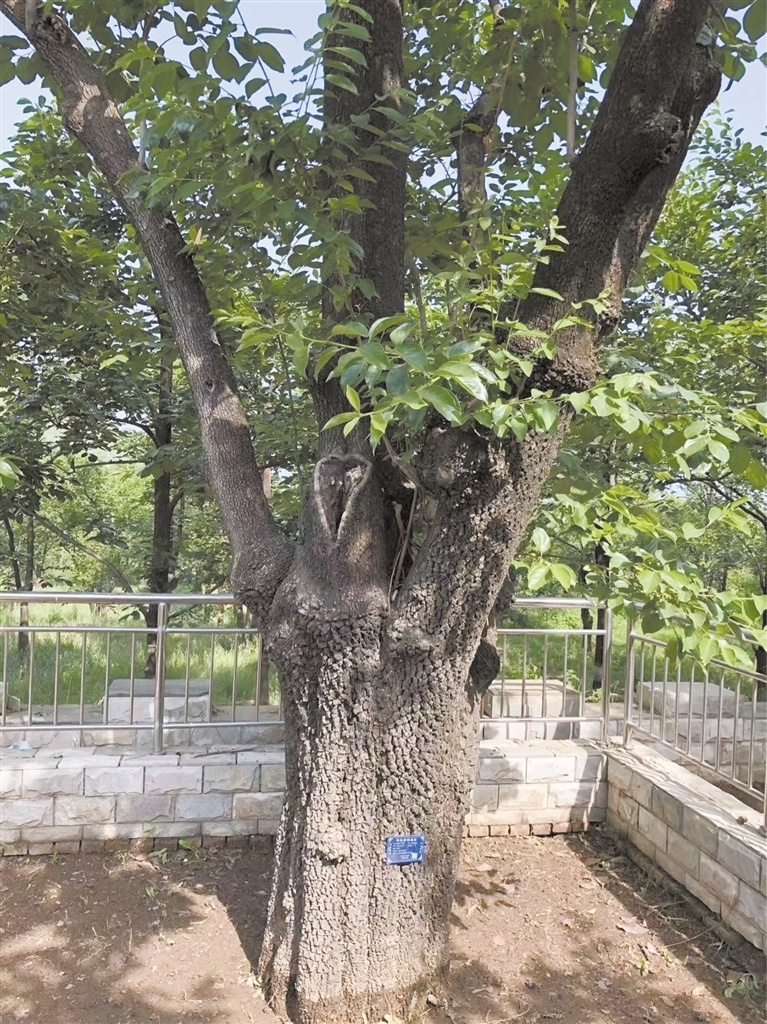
xmin=0 ymin=748 xmax=286 ymax=855
xmin=0 ymin=740 xmax=607 ymax=853
xmin=607 ymin=745 xmax=766 ymax=952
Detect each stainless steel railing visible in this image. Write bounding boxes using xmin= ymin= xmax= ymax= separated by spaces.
xmin=0 ymin=592 xmax=274 ymax=753
xmin=624 ymin=621 xmax=767 ymax=828
xmin=479 ymin=598 xmax=615 ymax=743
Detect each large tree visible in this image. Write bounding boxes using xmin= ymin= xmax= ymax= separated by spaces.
xmin=1 ymin=0 xmax=761 ymax=1019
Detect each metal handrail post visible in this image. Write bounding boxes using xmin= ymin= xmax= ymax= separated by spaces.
xmin=600 ymin=606 xmax=613 ymax=742
xmin=153 ymin=601 xmax=168 ymax=754
xmin=623 ymin=617 xmax=635 ymax=748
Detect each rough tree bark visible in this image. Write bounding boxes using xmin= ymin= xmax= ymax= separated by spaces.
xmin=1 ymin=0 xmax=721 ymax=1020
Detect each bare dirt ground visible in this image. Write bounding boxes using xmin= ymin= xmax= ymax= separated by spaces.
xmin=1 ymin=827 xmax=764 ymax=1024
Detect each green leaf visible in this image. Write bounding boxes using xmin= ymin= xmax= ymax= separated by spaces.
xmin=335 ymin=21 xmax=372 ymax=41
xmin=420 ymin=385 xmax=463 ymax=424
xmin=698 ymin=635 xmax=717 ymax=666
xmin=370 ymin=411 xmax=387 ymax=446
xmin=345 ymin=385 xmax=361 ymax=412
xmin=708 ymin=439 xmax=730 ymax=463
xmin=527 ymin=562 xmax=549 ymax=591
xmin=744 ymin=0 xmax=766 ymax=42
xmin=530 ymin=527 xmax=550 ymax=554
xmin=550 ymin=563 xmax=576 ymax=590
xmin=359 ymin=342 xmax=390 ymax=370
xmin=662 ymin=270 xmax=680 ymax=292
xmin=529 ymin=287 xmax=564 ymax=301
xmin=728 ymin=445 xmax=752 ymax=474
xmin=386 ymin=363 xmax=409 ymax=395
xmin=390 ymin=322 xmax=415 ymax=346
xmin=331 ymin=321 xmax=367 ymax=338
xmin=253 ymin=40 xmax=285 ymax=72
xmin=369 ymin=315 xmax=406 ymax=339
xmin=326 ymin=73 xmax=358 ymax=95
xmin=437 ymin=360 xmax=488 ymax=401
xmin=681 ymin=522 xmax=704 ymax=540
xmin=189 ymin=46 xmax=207 ymax=71
xmin=0 ymin=457 xmax=20 ymax=488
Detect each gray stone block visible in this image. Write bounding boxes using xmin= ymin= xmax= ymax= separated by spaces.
xmin=140 ymin=822 xmax=201 ymax=838
xmin=84 ymin=767 xmax=144 ymax=796
xmin=236 ymin=750 xmax=284 ymax=764
xmin=120 ymin=753 xmax=180 ymax=766
xmin=27 ymin=842 xmax=55 ymax=855
xmin=260 ymin=764 xmax=286 ymax=792
xmin=616 ymin=791 xmax=639 ymax=829
xmin=722 ymin=902 xmax=766 ymax=952
xmin=627 ymin=825 xmax=654 ymax=860
xmin=526 ymin=756 xmax=576 ymax=783
xmin=202 ymin=766 xmax=258 ymax=793
xmin=470 ymin=785 xmax=498 ymax=812
xmin=497 ymin=783 xmax=548 ymax=810
xmin=573 ymin=751 xmax=605 ymax=782
xmin=181 ymin=752 xmax=237 ymax=765
xmin=22 ymin=768 xmax=84 ymax=797
xmin=175 ymin=793 xmax=233 ymax=821
xmin=549 ymin=781 xmax=603 ymax=809
xmin=116 ymin=794 xmax=174 ymax=823
xmin=651 ymin=787 xmax=684 ymax=833
xmin=699 ymin=851 xmax=738 ymax=906
xmin=144 ymin=766 xmax=202 ymax=794
xmin=0 ymin=841 xmax=28 ymax=855
xmin=53 ymin=841 xmax=82 ymax=855
xmin=637 ymin=805 xmax=667 ymax=853
xmin=203 ymin=819 xmax=259 ymax=836
xmin=0 ymin=770 xmax=22 ymax=797
xmin=0 ymin=828 xmax=21 ymax=844
xmin=655 ymin=848 xmax=686 ymax=887
xmin=258 ymin=818 xmax=281 ymax=835
xmin=734 ymin=880 xmax=766 ymax=927
xmin=1 ymin=799 xmax=54 ymax=828
xmin=476 ymin=754 xmax=525 ymax=783
xmin=607 ymin=757 xmax=633 ymax=792
xmin=667 ymin=831 xmax=700 ymax=877
xmin=21 ymin=825 xmax=83 ymax=843
xmin=682 ymin=808 xmax=718 ymax=858
xmin=233 ymin=792 xmax=283 ymax=819
xmin=54 ymin=796 xmax=115 ymax=825
xmin=81 ymin=822 xmax=144 ymax=840
xmin=717 ymin=832 xmax=763 ymax=890
xmin=628 ymin=770 xmax=653 ymax=810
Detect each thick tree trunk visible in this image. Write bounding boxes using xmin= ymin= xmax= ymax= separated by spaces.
xmin=258 ymin=433 xmax=561 ymax=1020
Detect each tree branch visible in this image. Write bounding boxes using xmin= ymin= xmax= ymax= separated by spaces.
xmin=510 ymin=0 xmax=720 ymax=393
xmin=0 ymin=0 xmax=294 ymax=617
xmin=32 ymin=511 xmax=136 ymax=592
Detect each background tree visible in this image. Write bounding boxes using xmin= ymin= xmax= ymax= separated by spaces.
xmin=0 ymin=1 xmax=764 ymax=1021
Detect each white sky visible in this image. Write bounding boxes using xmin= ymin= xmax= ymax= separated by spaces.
xmin=0 ymin=1 xmax=765 ymax=154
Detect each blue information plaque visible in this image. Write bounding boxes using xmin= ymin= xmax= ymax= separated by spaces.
xmin=385 ymin=834 xmax=426 ymax=865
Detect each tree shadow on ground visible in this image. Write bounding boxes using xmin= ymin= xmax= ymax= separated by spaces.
xmin=2 ymin=829 xmax=764 ymax=1024
xmin=0 ymin=839 xmax=276 ymax=1024
xmin=434 ymin=827 xmax=766 ymax=1024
